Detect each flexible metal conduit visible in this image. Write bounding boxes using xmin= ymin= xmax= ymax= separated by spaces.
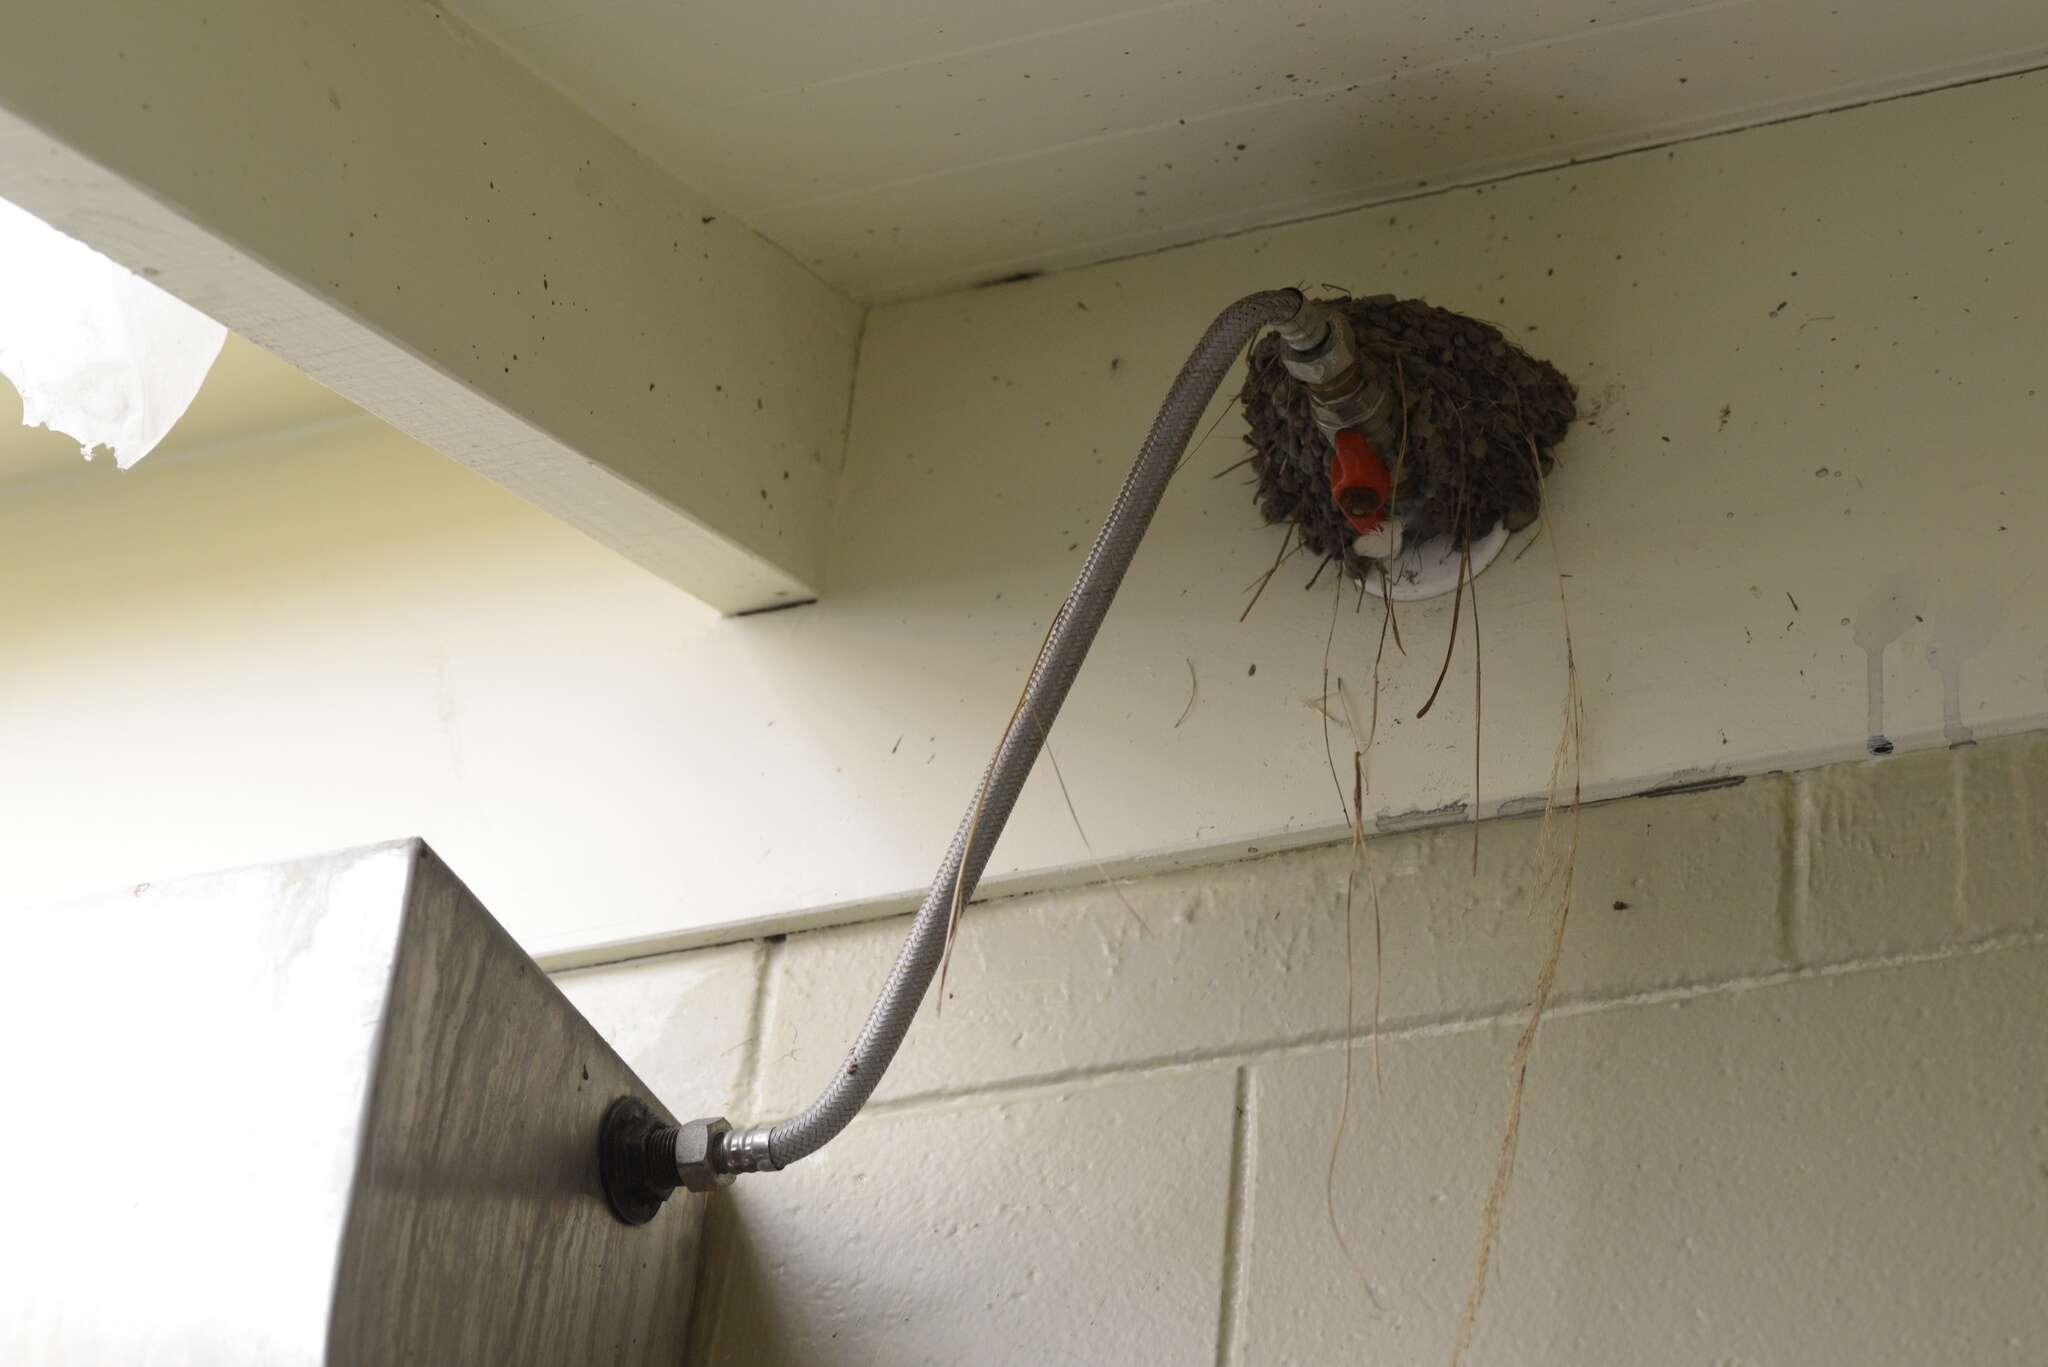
xmin=713 ymin=288 xmax=1309 ymax=1175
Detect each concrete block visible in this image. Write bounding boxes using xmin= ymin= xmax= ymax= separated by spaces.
xmin=1957 ymin=731 xmax=2048 ymax=937
xmin=702 ymin=1069 xmax=1237 ymax=1366
xmin=755 ymin=778 xmax=1788 ymax=1116
xmin=1236 ymin=942 xmax=2048 ymax=1365
xmin=554 ymin=942 xmax=764 ymax=1119
xmin=1383 ymin=774 xmax=1791 ymax=1017
xmin=1805 ymin=745 xmax=1963 ymax=959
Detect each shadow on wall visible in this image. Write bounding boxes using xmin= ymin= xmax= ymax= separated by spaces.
xmin=686 ymin=1197 xmax=796 ymax=1365
xmin=0 ymin=421 xmax=720 ymax=651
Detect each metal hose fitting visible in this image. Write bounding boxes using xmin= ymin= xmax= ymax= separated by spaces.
xmin=712 ymin=1124 xmax=777 ymax=1175
xmin=1280 ymin=305 xmax=1395 ymax=449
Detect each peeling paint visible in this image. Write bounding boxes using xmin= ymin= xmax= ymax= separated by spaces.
xmin=1642 ymin=769 xmax=1746 ymax=799
xmin=1493 ymin=794 xmax=1555 ymax=819
xmin=1375 ymin=799 xmax=1469 ymax=832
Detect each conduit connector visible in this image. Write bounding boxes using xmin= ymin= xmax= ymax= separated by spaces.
xmin=600 ymin=1100 xmax=736 ymax=1224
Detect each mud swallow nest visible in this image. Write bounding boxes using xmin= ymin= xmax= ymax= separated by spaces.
xmin=1241 ymin=295 xmax=1578 ymax=580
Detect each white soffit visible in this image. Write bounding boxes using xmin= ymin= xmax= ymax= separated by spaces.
xmin=444 ymin=0 xmax=2048 ymax=299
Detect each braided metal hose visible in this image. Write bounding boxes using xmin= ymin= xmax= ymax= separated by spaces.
xmin=711 ymin=288 xmax=1309 ymax=1175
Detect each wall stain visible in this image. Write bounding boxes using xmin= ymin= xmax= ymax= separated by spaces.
xmin=433 ymin=646 xmax=464 ymax=779
xmin=1924 ymin=588 xmax=2005 ymax=748
xmin=1851 ymin=573 xmax=1925 ymax=756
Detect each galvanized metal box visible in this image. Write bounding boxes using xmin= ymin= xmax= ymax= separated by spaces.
xmin=1 ymin=840 xmax=706 ymax=1365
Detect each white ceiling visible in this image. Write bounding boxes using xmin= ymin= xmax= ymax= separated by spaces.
xmin=443 ymin=0 xmax=2048 ymax=301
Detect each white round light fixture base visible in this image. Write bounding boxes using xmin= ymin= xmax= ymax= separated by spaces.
xmin=1361 ymin=520 xmax=1509 ymax=602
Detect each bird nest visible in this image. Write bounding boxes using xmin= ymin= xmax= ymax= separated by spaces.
xmin=1240 ymin=295 xmax=1578 ymax=581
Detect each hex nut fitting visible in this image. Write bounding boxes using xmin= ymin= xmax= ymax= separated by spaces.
xmin=1280 ymin=311 xmax=1361 ymax=387
xmin=1273 ymin=296 xmax=1333 ymax=352
xmin=674 ymin=1117 xmax=734 ymax=1193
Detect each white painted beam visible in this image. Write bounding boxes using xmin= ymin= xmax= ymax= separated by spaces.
xmin=0 ymin=1 xmax=862 ymax=613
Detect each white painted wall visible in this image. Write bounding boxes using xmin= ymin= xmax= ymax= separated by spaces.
xmin=561 ymin=732 xmax=2048 ymax=1365
xmin=813 ymin=65 xmax=2048 ymax=971
xmin=0 ymin=418 xmax=723 ymax=946
xmin=3 ymin=72 xmax=2046 ymax=961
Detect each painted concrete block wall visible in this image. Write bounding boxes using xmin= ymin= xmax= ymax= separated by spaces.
xmin=559 ymin=731 xmax=2048 ymax=1365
